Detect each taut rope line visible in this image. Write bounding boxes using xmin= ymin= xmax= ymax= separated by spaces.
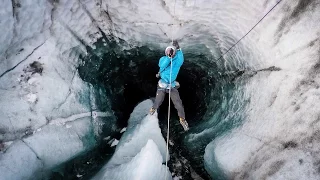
xmin=165 ymin=1 xmax=177 ymax=180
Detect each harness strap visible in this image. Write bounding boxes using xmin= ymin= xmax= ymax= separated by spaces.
xmin=158 ymin=79 xmax=176 ymax=89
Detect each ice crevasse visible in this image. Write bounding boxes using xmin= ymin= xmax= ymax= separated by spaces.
xmin=0 ymin=0 xmax=320 ymax=179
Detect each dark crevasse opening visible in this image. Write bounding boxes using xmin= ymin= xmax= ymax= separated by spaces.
xmin=49 ymin=33 xmax=242 ymax=179
xmin=77 ymin=37 xmax=217 ymax=129
xmin=64 ymin=36 xmax=219 ymax=179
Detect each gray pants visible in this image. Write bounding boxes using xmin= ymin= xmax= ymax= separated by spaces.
xmin=152 ymin=87 xmax=186 ymax=119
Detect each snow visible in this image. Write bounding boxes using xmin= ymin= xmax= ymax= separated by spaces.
xmin=94 ymin=140 xmax=172 ymax=180
xmin=27 ymin=77 xmax=38 ymax=85
xmin=107 ymin=138 xmax=119 ymax=147
xmin=115 ymin=99 xmax=168 ymax=163
xmin=120 ymin=127 xmax=127 ymax=133
xmin=93 ymin=140 xmax=172 ymax=180
xmin=110 ymin=139 xmax=119 ymax=147
xmin=103 ymin=136 xmax=111 ymax=141
xmin=93 ymin=99 xmax=171 ymax=180
xmin=127 ymin=99 xmax=156 ymax=128
xmin=26 ymin=93 xmax=37 ymax=103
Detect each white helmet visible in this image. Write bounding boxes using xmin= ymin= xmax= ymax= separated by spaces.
xmin=165 ymin=46 xmax=176 ymax=57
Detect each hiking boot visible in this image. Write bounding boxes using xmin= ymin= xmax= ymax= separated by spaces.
xmin=179 ymin=117 xmax=189 ymax=131
xmin=149 ymin=107 xmax=156 ymax=115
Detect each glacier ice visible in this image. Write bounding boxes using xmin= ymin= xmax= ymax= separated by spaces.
xmin=0 ymin=140 xmax=42 ymax=180
xmin=0 ymin=0 xmax=319 ymax=179
xmin=94 ymin=139 xmax=171 ymax=180
xmin=0 ymin=0 xmax=117 ymax=178
xmin=93 ymin=99 xmax=171 ymax=180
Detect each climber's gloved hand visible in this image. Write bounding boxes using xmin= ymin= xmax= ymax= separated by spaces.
xmin=156 ymin=72 xmax=160 ymax=78
xmin=173 ymin=40 xmax=180 ymax=49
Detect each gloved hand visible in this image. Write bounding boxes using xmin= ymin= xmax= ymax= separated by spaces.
xmin=156 ymin=72 xmax=160 ymax=78
xmin=172 ymin=40 xmax=180 ymax=49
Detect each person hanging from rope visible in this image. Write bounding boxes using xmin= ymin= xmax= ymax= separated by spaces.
xmin=149 ymin=40 xmax=189 ymax=131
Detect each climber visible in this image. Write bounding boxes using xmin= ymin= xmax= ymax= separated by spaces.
xmin=149 ymin=40 xmax=189 ymax=131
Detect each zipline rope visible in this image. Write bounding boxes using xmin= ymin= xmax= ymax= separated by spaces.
xmin=163 ymin=0 xmax=282 ymax=178
xmin=216 ymin=0 xmax=282 ymax=61
xmin=165 ymin=0 xmax=177 ymax=179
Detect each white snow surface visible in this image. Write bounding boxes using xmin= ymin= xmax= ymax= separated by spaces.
xmin=94 ymin=139 xmax=171 ymax=180
xmin=113 ymin=99 xmax=168 ymax=164
xmin=120 ymin=127 xmax=127 ymax=133
xmin=93 ymin=99 xmax=171 ymax=180
xmin=0 ymin=0 xmax=319 ymax=179
xmin=110 ymin=139 xmax=119 ymax=147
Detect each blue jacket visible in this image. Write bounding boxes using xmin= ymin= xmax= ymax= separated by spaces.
xmin=159 ymin=49 xmax=184 ymax=87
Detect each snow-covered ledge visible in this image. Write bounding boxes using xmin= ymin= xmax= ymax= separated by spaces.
xmin=93 ymin=99 xmax=172 ymax=180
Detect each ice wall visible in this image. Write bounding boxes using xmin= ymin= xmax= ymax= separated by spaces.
xmin=199 ymin=1 xmax=320 ymax=179
xmin=0 ymin=0 xmax=319 ymax=179
xmin=0 ymin=0 xmax=115 ymax=179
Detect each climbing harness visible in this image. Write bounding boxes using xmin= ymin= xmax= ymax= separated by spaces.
xmin=158 ymin=79 xmax=178 ymax=89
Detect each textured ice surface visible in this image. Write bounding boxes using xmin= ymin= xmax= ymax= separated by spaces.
xmin=114 ymin=99 xmax=168 ymax=164
xmin=0 ymin=0 xmax=115 ymax=178
xmin=94 ymin=140 xmax=172 ymax=180
xmin=0 ymin=115 xmax=109 ymax=179
xmin=200 ymin=0 xmax=320 ymax=178
xmin=0 ymin=0 xmax=319 ymax=179
xmin=0 ymin=140 xmax=42 ymax=180
xmin=93 ymin=99 xmax=171 ymax=180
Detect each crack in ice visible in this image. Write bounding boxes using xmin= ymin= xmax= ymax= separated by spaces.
xmin=0 ymin=41 xmax=46 ymax=79
xmin=49 ymin=111 xmax=111 ymax=126
xmin=21 ymin=139 xmax=43 ymax=162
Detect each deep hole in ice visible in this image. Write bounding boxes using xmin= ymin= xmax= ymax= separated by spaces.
xmin=78 ymin=39 xmax=213 ymax=129
xmin=75 ymin=38 xmax=216 ymax=179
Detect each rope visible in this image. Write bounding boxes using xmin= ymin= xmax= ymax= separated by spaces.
xmin=161 ymin=1 xmax=282 ymax=179
xmin=171 ymin=0 xmax=177 ymax=44
xmin=164 ymin=57 xmax=173 ymax=180
xmin=165 ymin=1 xmax=177 ymax=179
xmin=216 ymin=0 xmax=282 ymax=61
